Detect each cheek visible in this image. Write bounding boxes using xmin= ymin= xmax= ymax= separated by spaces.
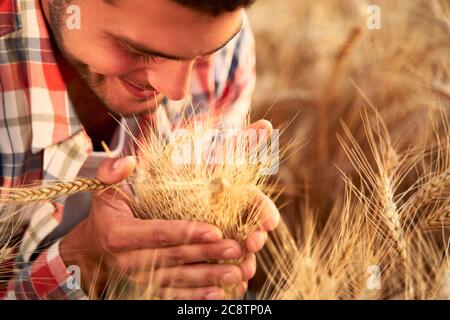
xmin=61 ymin=30 xmax=138 ymax=76
xmin=85 ymin=50 xmax=137 ymax=76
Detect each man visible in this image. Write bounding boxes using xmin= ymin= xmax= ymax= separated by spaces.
xmin=0 ymin=0 xmax=280 ymax=299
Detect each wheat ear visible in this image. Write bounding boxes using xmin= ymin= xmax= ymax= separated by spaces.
xmin=0 ymin=178 xmax=108 ymax=205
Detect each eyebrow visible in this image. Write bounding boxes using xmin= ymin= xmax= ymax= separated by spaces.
xmin=106 ymin=21 xmax=243 ymax=61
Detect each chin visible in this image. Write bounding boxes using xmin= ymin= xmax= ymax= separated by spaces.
xmin=105 ymin=99 xmax=159 ymax=117
xmin=102 ymin=77 xmax=164 ymax=115
xmin=92 ymin=82 xmax=162 ymax=117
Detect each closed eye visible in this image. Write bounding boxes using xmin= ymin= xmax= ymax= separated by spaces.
xmin=118 ymin=42 xmax=161 ymax=64
xmin=130 ymin=52 xmax=159 ymax=64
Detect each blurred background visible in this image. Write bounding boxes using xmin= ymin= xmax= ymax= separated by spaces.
xmin=247 ymin=0 xmax=450 ymax=225
xmin=245 ymin=0 xmax=450 ymax=296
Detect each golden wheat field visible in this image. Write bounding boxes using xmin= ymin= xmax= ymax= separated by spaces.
xmin=248 ymin=0 xmax=450 ymax=299
xmin=0 ymin=0 xmax=449 ymax=300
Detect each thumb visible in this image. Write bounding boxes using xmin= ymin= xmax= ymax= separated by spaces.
xmin=245 ymin=120 xmax=273 ymax=151
xmin=246 ymin=119 xmax=273 ymax=141
xmin=96 ymin=156 xmax=137 ymax=185
xmin=246 ymin=119 xmax=273 ymax=132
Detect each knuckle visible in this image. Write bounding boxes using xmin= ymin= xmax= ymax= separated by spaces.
xmin=148 ymin=250 xmax=163 ymax=267
xmin=166 ymin=248 xmax=184 ymax=266
xmin=172 ymin=270 xmax=187 ymax=286
xmin=150 ymin=229 xmax=170 ymax=246
xmin=103 ymin=229 xmax=123 ymax=252
xmin=204 ymin=269 xmax=219 ymax=285
xmin=181 ymin=222 xmax=201 ymax=240
xmin=206 ymin=240 xmax=237 ymax=260
xmin=229 ymin=264 xmax=241 ymax=274
xmin=204 ymin=245 xmax=220 ymax=260
xmin=225 ymin=265 xmax=243 ymax=280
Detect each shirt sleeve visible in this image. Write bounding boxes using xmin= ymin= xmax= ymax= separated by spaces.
xmin=2 ymin=240 xmax=88 ymax=300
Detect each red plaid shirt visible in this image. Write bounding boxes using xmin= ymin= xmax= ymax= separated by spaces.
xmin=0 ymin=0 xmax=255 ymax=299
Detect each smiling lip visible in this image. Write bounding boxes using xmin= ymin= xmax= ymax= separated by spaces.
xmin=120 ymin=77 xmax=158 ymax=99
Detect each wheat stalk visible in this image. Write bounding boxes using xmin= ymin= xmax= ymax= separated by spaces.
xmin=259 ymin=107 xmax=448 ymax=300
xmin=420 ymin=204 xmax=450 ymax=230
xmin=0 ymin=178 xmax=236 ymax=207
xmin=249 ymin=0 xmax=449 ymax=301
xmin=0 ymin=178 xmax=108 ymax=206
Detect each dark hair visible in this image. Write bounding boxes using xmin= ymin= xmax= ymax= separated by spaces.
xmin=103 ymin=0 xmax=255 ymax=16
xmin=170 ymin=0 xmax=256 ymax=16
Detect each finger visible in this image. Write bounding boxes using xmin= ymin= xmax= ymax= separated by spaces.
xmin=101 ymin=219 xmax=223 ymax=252
xmin=155 ymin=286 xmax=225 ymax=300
xmin=113 ymin=239 xmax=244 ymax=271
xmin=238 ymin=252 xmax=257 ymax=281
xmin=253 ymin=188 xmax=280 ymax=231
xmin=89 ymin=157 xmax=138 ymax=221
xmin=246 ymin=231 xmax=267 ymax=253
xmin=243 ymin=120 xmax=273 ymax=156
xmin=91 ymin=156 xmax=138 ymax=214
xmin=130 ymin=271 xmax=247 ymax=300
xmin=96 ymin=156 xmax=136 ymax=185
xmin=229 ymin=281 xmax=248 ymax=299
xmin=148 ymin=263 xmax=245 ymax=288
xmin=245 ymin=119 xmax=273 ymax=138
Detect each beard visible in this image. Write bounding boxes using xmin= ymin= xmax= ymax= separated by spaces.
xmin=47 ymin=0 xmax=158 ymax=118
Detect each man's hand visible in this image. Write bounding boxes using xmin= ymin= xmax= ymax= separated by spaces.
xmin=60 ymin=156 xmax=253 ymax=299
xmin=60 ymin=120 xmax=280 ymax=300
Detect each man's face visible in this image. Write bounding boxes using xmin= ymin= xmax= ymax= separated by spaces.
xmin=45 ymin=0 xmax=243 ymax=115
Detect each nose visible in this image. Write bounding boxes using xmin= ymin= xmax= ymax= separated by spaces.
xmin=147 ymin=60 xmax=195 ymax=101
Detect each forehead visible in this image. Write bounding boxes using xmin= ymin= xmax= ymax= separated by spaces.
xmin=91 ymin=0 xmax=243 ymax=58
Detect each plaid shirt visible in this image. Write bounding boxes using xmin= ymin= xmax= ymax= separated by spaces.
xmin=0 ymin=0 xmax=255 ymax=299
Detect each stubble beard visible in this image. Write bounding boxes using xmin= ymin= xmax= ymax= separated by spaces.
xmin=47 ymin=0 xmax=154 ymax=117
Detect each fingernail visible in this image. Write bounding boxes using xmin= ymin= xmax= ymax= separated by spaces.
xmin=251 ymin=252 xmax=257 ymax=266
xmin=222 ymin=272 xmax=239 ymax=284
xmin=206 ymin=290 xmax=223 ymax=300
xmin=201 ymin=230 xmax=222 ymax=243
xmin=263 ymin=213 xmax=280 ymax=230
xmin=255 ymin=232 xmax=267 ymax=250
xmin=223 ymin=247 xmax=241 ymax=259
xmin=262 ymin=232 xmax=268 ymax=244
xmin=113 ymin=157 xmax=127 ymax=171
